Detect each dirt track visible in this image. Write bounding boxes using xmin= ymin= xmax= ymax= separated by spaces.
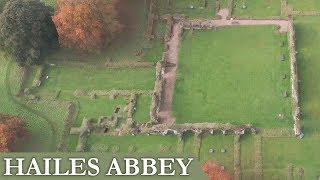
xmin=157 ymin=23 xmax=182 ymax=125
xmin=157 ymin=9 xmax=290 ymax=124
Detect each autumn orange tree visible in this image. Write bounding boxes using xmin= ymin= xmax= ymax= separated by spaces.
xmin=52 ymin=0 xmax=123 ymax=52
xmin=202 ymin=160 xmax=232 ymax=180
xmin=0 ymin=114 xmax=28 ymax=152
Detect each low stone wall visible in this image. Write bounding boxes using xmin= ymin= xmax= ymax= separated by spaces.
xmin=146 ymin=0 xmax=157 ymax=42
xmin=164 ymin=15 xmax=173 ymax=42
xmin=150 ymin=61 xmax=164 ymax=124
xmin=287 ymin=20 xmax=302 ymax=136
xmin=141 ymin=123 xmax=257 ymax=136
xmin=126 ymin=93 xmax=137 ymax=126
xmin=73 ymin=89 xmax=152 ymax=98
xmin=57 ymin=102 xmax=77 ymax=152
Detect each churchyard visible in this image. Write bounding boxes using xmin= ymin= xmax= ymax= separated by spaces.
xmin=1 ymin=0 xmax=320 ymax=179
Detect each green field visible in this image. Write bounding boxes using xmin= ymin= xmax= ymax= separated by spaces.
xmin=173 ymin=26 xmax=292 ymax=127
xmin=262 ymin=136 xmax=320 ymax=179
xmin=2 ymin=1 xmax=320 ymax=179
xmin=158 ymin=0 xmax=216 ymax=18
xmin=0 ymin=53 xmax=53 ymax=151
xmin=39 ymin=66 xmax=155 ymax=91
xmin=295 ymin=17 xmax=320 ymax=134
xmin=59 ymin=93 xmax=128 ymax=127
xmin=183 ymin=131 xmax=196 ymax=155
xmin=133 ymin=95 xmax=152 ymax=123
xmin=288 ymin=0 xmax=320 ymax=12
xmin=233 ymin=0 xmax=281 ymax=17
xmin=199 ymin=134 xmax=234 ymax=174
xmin=240 ymin=135 xmax=255 ymax=179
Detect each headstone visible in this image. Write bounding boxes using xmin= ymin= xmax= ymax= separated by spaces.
xmin=299 ymin=133 xmax=304 ymax=139
xmin=221 ymin=149 xmax=226 ymax=153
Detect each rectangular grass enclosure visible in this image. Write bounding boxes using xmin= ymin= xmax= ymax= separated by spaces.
xmin=233 ymin=0 xmax=281 ymax=17
xmin=173 ymin=26 xmax=292 ymax=128
xmin=287 ymin=0 xmax=320 ymax=12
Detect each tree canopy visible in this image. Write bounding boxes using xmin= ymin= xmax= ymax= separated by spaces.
xmin=0 ymin=114 xmax=28 ymax=152
xmin=0 ymin=0 xmax=9 ymax=13
xmin=52 ymin=0 xmax=123 ymax=52
xmin=202 ymin=160 xmax=232 ymax=180
xmin=0 ymin=0 xmax=58 ymax=66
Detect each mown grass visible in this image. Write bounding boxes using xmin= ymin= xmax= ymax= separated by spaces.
xmin=183 ymin=131 xmax=195 ymax=155
xmin=240 ymin=135 xmax=255 ymax=179
xmin=262 ymin=136 xmax=320 ymax=179
xmin=87 ymin=134 xmax=178 ymax=153
xmin=173 ymin=26 xmax=292 ymax=128
xmin=159 ymin=0 xmax=216 ymax=18
xmin=288 ymin=0 xmax=320 ymax=12
xmin=295 ymin=17 xmax=320 ymax=134
xmin=39 ymin=66 xmax=155 ymax=91
xmin=133 ymin=95 xmax=151 ymax=123
xmin=199 ymin=134 xmax=234 ymax=174
xmin=0 ymin=53 xmax=53 ymax=151
xmin=68 ymin=134 xmax=79 ymax=152
xmin=233 ymin=0 xmax=281 ymax=17
xmin=59 ymin=93 xmax=128 ymax=127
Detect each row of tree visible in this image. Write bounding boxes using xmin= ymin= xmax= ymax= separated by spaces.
xmin=0 ymin=0 xmax=123 ymax=66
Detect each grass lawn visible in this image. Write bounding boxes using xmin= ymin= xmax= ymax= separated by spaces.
xmin=219 ymin=0 xmax=232 ymax=9
xmin=173 ymin=26 xmax=292 ymax=128
xmin=288 ymin=0 xmax=320 ymax=12
xmin=59 ymin=93 xmax=128 ymax=127
xmin=183 ymin=131 xmax=196 ymax=155
xmin=68 ymin=134 xmax=79 ymax=152
xmin=295 ymin=17 xmax=320 ymax=134
xmin=262 ymin=136 xmax=320 ymax=179
xmin=87 ymin=134 xmax=178 ymax=153
xmin=240 ymin=135 xmax=255 ymax=179
xmin=159 ymin=0 xmax=216 ymax=18
xmin=39 ymin=66 xmax=155 ymax=91
xmin=199 ymin=134 xmax=234 ymax=174
xmin=133 ymin=95 xmax=151 ymax=123
xmin=233 ymin=0 xmax=281 ymax=17
xmin=0 ymin=53 xmax=53 ymax=151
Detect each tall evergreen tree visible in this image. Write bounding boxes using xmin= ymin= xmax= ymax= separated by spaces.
xmin=0 ymin=0 xmax=58 ymax=66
